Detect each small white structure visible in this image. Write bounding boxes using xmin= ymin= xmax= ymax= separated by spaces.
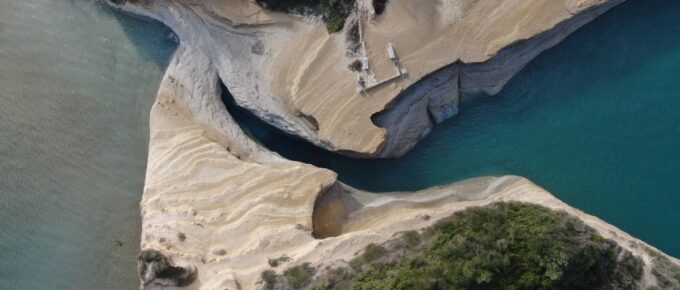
xmin=361 ymin=57 xmax=370 ymax=71
xmin=387 ymin=42 xmax=397 ymax=60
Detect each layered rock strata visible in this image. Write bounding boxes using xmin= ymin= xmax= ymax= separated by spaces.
xmin=109 ymin=0 xmax=624 ymax=158
xmin=104 ymin=1 xmax=679 ymax=289
xmin=133 ymin=44 xmax=679 ymax=290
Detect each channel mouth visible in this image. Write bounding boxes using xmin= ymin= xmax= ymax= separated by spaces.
xmin=223 ymin=0 xmax=680 ymax=257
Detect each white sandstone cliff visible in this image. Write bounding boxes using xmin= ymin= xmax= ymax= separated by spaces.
xmin=104 ymin=1 xmax=679 ymax=289
xmin=110 ymin=0 xmax=624 ymax=158
xmin=134 ymin=44 xmax=679 ymax=290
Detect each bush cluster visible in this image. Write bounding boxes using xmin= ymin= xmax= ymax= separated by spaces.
xmin=311 ymin=202 xmax=645 ymax=290
xmin=262 ymin=263 xmax=316 ymax=290
xmin=256 ymin=0 xmax=356 ymax=33
xmin=269 ymin=255 xmax=291 ymax=267
xmin=647 ymin=248 xmax=680 ymax=289
xmin=347 ymin=21 xmax=360 ymax=53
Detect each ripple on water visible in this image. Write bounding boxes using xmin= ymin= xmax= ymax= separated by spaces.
xmin=0 ymin=0 xmax=176 ymax=289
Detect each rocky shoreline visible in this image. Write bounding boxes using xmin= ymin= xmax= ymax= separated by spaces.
xmin=373 ymin=0 xmax=623 ymax=157
xmin=108 ymin=0 xmax=626 ymax=158
xmin=104 ymin=1 xmax=680 ymax=289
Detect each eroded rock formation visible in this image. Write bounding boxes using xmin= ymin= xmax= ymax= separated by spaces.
xmin=104 ymin=1 xmax=680 ymax=289
xmin=108 ymin=0 xmax=624 ymax=158
xmin=126 ymin=44 xmax=678 ymax=290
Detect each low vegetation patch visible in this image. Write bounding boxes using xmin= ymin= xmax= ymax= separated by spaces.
xmin=264 ymin=202 xmax=647 ymax=289
xmin=262 ymin=263 xmax=316 ymax=290
xmin=269 ymin=255 xmax=291 ymax=267
xmin=646 ymin=247 xmax=680 ymax=289
xmin=256 ymin=0 xmax=356 ymax=33
xmin=261 ymin=269 xmax=278 ymax=289
xmin=347 ymin=20 xmax=360 ymax=53
xmin=285 ymin=263 xmax=316 ymax=289
xmin=348 ymin=59 xmax=363 ymax=72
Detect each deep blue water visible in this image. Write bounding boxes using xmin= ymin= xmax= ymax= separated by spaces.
xmin=227 ymin=0 xmax=680 ymax=257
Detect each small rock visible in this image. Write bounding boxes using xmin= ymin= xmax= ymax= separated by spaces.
xmin=295 ymin=224 xmax=310 ymax=231
xmin=165 ymin=32 xmax=180 ymax=43
xmin=251 ymin=40 xmax=265 ymax=55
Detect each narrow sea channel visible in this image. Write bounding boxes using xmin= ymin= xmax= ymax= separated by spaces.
xmin=0 ymin=0 xmax=677 ymax=289
xmin=226 ymin=0 xmax=680 ymax=258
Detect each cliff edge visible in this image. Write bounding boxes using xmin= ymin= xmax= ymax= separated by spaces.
xmin=109 ymin=0 xmax=624 ymax=158
xmin=131 ymin=44 xmax=679 ymax=290
xmin=103 ymin=1 xmax=679 ymax=289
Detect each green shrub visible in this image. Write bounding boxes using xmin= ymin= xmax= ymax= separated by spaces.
xmin=261 ymin=269 xmax=278 ymax=289
xmin=282 ymin=263 xmax=316 ymax=289
xmin=649 ymin=250 xmax=680 ymax=289
xmin=269 ymin=255 xmax=291 ymax=267
xmin=326 ymin=14 xmax=346 ymax=33
xmin=347 ymin=21 xmax=360 ymax=52
xmin=310 ymin=202 xmax=645 ymax=290
xmin=348 ymin=59 xmax=363 ymax=72
xmin=256 ymin=0 xmax=355 ymax=33
xmin=401 ymin=230 xmax=420 ymax=248
xmin=349 ymin=244 xmax=387 ymax=270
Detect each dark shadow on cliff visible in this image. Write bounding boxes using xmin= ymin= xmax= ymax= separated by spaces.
xmin=220 ymin=82 xmax=336 ymax=169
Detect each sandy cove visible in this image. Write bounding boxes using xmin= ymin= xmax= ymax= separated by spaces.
xmin=135 ymin=44 xmax=679 ymax=290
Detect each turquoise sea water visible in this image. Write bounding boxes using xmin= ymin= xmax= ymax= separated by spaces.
xmin=0 ymin=1 xmax=175 ymax=289
xmin=228 ymin=0 xmax=680 ymax=257
xmin=1 ymin=0 xmax=678 ymax=289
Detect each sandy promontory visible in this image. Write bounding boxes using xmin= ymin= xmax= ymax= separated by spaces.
xmin=130 ymin=44 xmax=679 ymax=290
xmin=104 ymin=1 xmax=680 ymax=289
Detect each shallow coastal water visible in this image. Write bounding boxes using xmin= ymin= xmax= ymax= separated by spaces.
xmin=228 ymin=0 xmax=680 ymax=257
xmin=1 ymin=0 xmax=678 ymax=288
xmin=0 ymin=1 xmax=175 ymax=289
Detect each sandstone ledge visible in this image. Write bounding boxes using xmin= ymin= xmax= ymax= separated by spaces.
xmin=108 ymin=0 xmax=624 ymax=158
xmin=131 ymin=44 xmax=679 ymax=289
xmin=104 ymin=1 xmax=678 ymax=289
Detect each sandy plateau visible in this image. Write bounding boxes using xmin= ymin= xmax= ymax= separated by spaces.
xmin=104 ymin=0 xmax=679 ymax=289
